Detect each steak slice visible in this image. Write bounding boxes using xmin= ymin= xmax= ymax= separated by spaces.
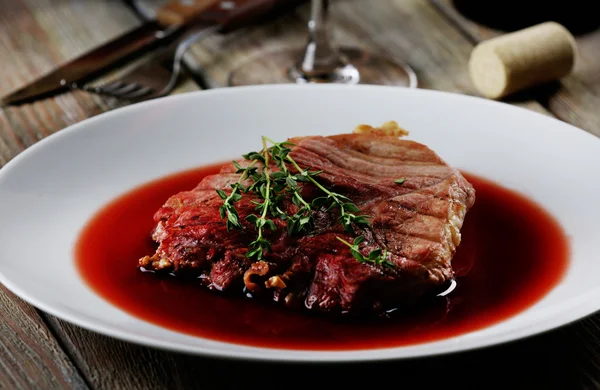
xmin=139 ymin=131 xmax=476 ymax=315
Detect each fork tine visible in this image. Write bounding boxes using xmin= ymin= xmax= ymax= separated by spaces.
xmin=97 ymin=81 xmax=125 ymax=93
xmin=109 ymin=83 xmax=141 ymax=96
xmin=121 ymin=87 xmax=154 ymax=100
xmin=77 ymin=26 xmax=219 ymax=102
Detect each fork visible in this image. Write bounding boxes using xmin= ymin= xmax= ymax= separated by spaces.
xmin=74 ymin=26 xmax=219 ymax=102
xmin=75 ymin=0 xmax=309 ymax=101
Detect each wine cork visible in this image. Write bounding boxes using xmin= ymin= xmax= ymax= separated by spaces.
xmin=468 ymin=22 xmax=576 ymax=99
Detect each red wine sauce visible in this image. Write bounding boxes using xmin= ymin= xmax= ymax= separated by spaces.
xmin=75 ymin=164 xmax=569 ymax=350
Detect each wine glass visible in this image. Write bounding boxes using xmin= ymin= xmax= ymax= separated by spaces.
xmin=228 ymin=0 xmax=417 ymax=87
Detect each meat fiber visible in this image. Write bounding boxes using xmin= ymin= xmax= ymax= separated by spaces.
xmin=139 ymin=130 xmax=476 ymax=316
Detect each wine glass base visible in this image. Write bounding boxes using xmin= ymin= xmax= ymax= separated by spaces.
xmin=288 ymin=63 xmax=361 ymax=85
xmin=227 ymin=47 xmax=417 ymax=88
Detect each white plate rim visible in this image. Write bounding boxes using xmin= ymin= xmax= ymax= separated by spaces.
xmin=0 ymin=84 xmax=598 ymax=362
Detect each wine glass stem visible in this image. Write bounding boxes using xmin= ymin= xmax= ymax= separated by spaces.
xmin=299 ymin=0 xmax=345 ymax=74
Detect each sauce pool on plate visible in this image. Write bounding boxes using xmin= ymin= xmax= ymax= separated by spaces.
xmin=75 ymin=163 xmax=569 ymax=351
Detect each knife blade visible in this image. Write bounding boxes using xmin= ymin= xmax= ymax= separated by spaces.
xmin=1 ymin=0 xmax=305 ymax=106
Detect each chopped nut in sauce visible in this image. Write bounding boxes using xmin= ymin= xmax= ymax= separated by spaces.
xmin=265 ymin=275 xmax=287 ymax=290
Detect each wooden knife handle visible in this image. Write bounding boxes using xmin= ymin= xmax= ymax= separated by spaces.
xmin=156 ymin=0 xmax=220 ymax=26
xmin=156 ymin=0 xmax=303 ymax=29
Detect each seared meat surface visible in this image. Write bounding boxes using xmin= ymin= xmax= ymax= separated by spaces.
xmin=139 ymin=132 xmax=476 ymax=315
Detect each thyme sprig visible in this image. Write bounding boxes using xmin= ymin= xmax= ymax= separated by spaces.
xmin=281 ymin=143 xmax=370 ymax=234
xmin=336 ymin=236 xmax=395 ymax=269
xmin=244 ymin=137 xmax=277 ymax=260
xmin=217 ymin=136 xmax=390 ymax=265
xmin=268 ymin=139 xmax=369 ymax=233
xmin=263 ymin=137 xmax=317 ymax=235
xmin=216 ymin=160 xmax=257 ymax=231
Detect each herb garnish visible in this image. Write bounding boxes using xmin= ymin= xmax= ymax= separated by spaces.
xmin=284 ymin=153 xmax=370 ymax=234
xmin=336 ymin=235 xmax=395 ymax=269
xmin=394 ymin=178 xmax=406 ymax=185
xmin=217 ymin=160 xmax=257 ymax=231
xmin=217 ymin=136 xmax=392 ymax=267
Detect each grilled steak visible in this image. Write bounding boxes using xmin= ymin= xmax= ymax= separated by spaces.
xmin=139 ymin=130 xmax=476 ymax=315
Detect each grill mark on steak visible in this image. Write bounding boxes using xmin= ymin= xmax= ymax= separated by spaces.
xmin=298 ymin=138 xmax=452 ymax=178
xmin=139 ymin=133 xmax=475 ymax=316
xmin=292 ymin=143 xmax=445 ymax=182
xmin=321 ymin=135 xmax=443 ymax=162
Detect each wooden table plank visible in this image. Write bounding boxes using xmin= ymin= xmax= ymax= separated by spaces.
xmin=45 ymin=317 xmax=195 ymax=390
xmin=41 ymin=315 xmax=600 ymax=389
xmin=432 ymin=0 xmax=600 ymax=136
xmin=0 ymin=284 xmax=89 ymax=389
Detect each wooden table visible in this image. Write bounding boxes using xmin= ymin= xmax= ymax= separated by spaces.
xmin=1 ymin=1 xmax=599 ymax=388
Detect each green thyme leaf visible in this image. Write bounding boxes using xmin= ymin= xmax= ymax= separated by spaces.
xmin=245 ymin=214 xmax=258 ymax=224
xmin=264 ymin=219 xmax=277 ymax=231
xmin=216 ymin=189 xmax=227 ymax=200
xmin=344 ymin=203 xmax=360 ymax=213
xmin=353 ymin=236 xmax=365 ymax=245
xmin=336 ymin=236 xmax=394 ymax=269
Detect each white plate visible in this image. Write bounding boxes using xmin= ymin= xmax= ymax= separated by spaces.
xmin=0 ymin=85 xmax=599 ymax=362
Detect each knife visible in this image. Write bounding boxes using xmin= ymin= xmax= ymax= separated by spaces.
xmin=1 ymin=0 xmax=305 ymax=106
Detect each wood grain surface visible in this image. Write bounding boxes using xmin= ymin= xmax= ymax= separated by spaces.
xmin=433 ymin=0 xmax=600 ymax=136
xmin=1 ymin=0 xmax=600 ymax=389
xmin=0 ymin=0 xmax=135 ymax=164
xmin=0 ymin=285 xmax=89 ymax=390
